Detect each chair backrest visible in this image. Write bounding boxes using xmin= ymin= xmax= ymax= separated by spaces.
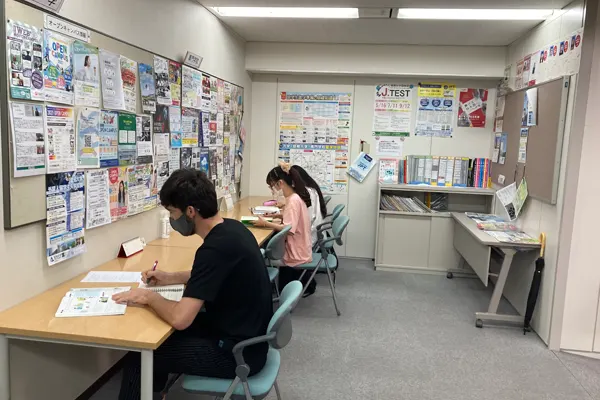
xmin=323 ymin=215 xmax=349 ymax=249
xmin=323 ymin=195 xmax=332 ymax=206
xmin=264 ymin=225 xmax=291 ymax=261
xmin=330 ymin=204 xmax=345 ymax=221
xmin=267 ymin=280 xmax=302 ymax=349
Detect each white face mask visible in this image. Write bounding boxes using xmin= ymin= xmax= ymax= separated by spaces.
xmin=270 ymin=183 xmax=284 ymax=199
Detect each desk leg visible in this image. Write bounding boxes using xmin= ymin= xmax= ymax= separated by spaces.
xmin=0 ymin=335 xmax=9 ymax=400
xmin=140 ymin=350 xmax=153 ymax=400
xmin=475 ymin=248 xmax=524 ymax=328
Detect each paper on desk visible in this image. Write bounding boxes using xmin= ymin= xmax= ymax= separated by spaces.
xmin=81 ymin=271 xmax=143 ymax=283
xmin=496 ymin=182 xmax=517 ymax=221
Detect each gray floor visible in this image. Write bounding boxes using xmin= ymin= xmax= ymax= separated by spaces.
xmin=91 ymin=259 xmax=600 ymax=400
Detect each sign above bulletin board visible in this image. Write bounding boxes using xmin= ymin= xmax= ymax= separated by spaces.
xmin=1 ymin=2 xmax=245 ymax=268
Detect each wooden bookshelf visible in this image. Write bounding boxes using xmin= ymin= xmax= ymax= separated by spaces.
xmin=375 ymin=184 xmax=496 ymax=274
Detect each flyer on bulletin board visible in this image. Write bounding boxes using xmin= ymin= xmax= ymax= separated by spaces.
xmin=76 ymin=108 xmax=100 ymax=168
xmin=372 ymin=84 xmax=413 ymax=137
xmin=138 ymin=63 xmax=156 ymax=114
xmin=46 ymin=171 xmax=86 ymax=266
xmin=99 ymin=110 xmax=119 ymax=167
xmin=154 ymin=56 xmax=172 ymax=106
xmin=10 ymin=102 xmax=46 ymax=177
xmin=457 ymin=89 xmax=488 ymax=128
xmin=85 ymin=169 xmax=111 ymax=229
xmin=45 ymin=105 xmax=77 ymax=173
xmin=7 ymin=20 xmax=44 ymax=101
xmin=415 ymin=82 xmax=456 ymax=137
xmin=43 ymin=30 xmax=74 ymax=105
xmin=72 ymin=40 xmax=100 ymax=107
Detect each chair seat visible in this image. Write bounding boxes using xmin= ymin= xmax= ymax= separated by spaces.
xmin=267 ymin=267 xmax=279 ymax=282
xmin=182 ymin=348 xmax=281 ymax=397
xmin=298 ymin=253 xmax=337 ymax=270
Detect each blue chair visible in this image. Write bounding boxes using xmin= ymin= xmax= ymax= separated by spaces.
xmin=313 ymin=204 xmax=345 ymax=251
xmin=182 ymin=281 xmax=303 ymax=400
xmin=261 ymin=225 xmax=291 ymax=297
xmin=299 ymin=216 xmax=350 ymax=316
xmin=323 ymin=195 xmax=332 ymax=207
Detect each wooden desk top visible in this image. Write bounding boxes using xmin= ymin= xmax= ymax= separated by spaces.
xmin=148 ymin=196 xmax=274 ymax=249
xmin=451 ymin=212 xmax=541 ymax=250
xmin=0 ymin=246 xmax=195 ymax=349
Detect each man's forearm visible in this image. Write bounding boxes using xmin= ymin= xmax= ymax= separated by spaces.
xmin=147 ymin=292 xmax=180 ymax=326
xmin=171 ymin=270 xmax=191 ymax=284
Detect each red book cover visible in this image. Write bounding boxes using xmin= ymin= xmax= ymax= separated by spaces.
xmin=474 ymin=159 xmax=480 ymax=188
xmin=483 ymin=159 xmax=489 ymax=188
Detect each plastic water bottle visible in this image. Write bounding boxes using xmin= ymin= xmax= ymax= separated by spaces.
xmin=160 ymin=210 xmax=170 ymax=239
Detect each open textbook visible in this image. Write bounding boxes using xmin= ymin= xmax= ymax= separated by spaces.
xmin=55 ymin=287 xmax=129 ymax=318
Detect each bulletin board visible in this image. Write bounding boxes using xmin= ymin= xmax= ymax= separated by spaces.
xmin=1 ymin=0 xmax=245 ymax=229
xmin=491 ymin=77 xmax=570 ymax=204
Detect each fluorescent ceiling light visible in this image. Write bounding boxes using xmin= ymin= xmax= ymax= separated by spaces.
xmin=211 ymin=7 xmax=359 ymax=19
xmin=396 ymin=8 xmax=557 ymax=20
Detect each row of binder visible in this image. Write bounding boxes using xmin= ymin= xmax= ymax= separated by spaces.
xmin=398 ymin=156 xmax=492 ymax=188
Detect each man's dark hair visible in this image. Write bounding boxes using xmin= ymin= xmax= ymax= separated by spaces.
xmin=159 ymin=168 xmax=218 ymax=218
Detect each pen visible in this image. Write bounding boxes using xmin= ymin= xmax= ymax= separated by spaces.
xmin=147 ymin=260 xmax=158 ymax=284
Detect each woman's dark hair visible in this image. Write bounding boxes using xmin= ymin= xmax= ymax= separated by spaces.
xmin=291 ymin=165 xmax=327 ymax=218
xmin=159 ymin=168 xmax=218 ymax=218
xmin=266 ymin=166 xmax=311 ymax=209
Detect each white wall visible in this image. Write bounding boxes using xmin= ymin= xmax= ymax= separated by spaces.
xmin=246 ymin=42 xmax=506 ymax=79
xmin=1 ymin=0 xmax=251 ymax=399
xmin=496 ymin=0 xmax=585 ymax=346
xmin=250 ymin=74 xmax=498 ymax=259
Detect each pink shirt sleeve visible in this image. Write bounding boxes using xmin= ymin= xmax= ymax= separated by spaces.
xmin=282 ymin=195 xmax=301 ymax=235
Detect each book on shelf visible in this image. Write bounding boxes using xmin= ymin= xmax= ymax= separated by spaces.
xmin=396 ymin=156 xmax=492 ymax=188
xmin=378 ymin=159 xmax=399 ymax=184
xmin=380 ymin=194 xmax=432 ymax=214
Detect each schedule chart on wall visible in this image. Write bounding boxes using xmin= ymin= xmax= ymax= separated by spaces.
xmin=278 ymin=92 xmax=352 ymax=194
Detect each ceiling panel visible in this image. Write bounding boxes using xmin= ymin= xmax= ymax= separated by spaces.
xmin=214 ymin=17 xmax=538 ymax=46
xmin=199 ymin=0 xmax=572 ymax=8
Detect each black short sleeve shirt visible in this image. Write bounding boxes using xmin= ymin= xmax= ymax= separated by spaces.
xmin=184 ymin=219 xmax=273 ymax=347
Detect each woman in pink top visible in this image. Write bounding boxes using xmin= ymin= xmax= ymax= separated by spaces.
xmin=252 ymin=162 xmax=316 ymax=296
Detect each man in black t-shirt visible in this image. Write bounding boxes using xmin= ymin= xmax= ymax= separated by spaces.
xmin=112 ymin=169 xmax=273 ymax=400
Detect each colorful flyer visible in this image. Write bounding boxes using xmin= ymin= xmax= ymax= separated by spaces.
xmin=99 ymin=49 xmax=125 ymax=110
xmin=154 ymin=56 xmax=171 ymax=105
xmin=43 ymin=30 xmax=73 ymax=105
xmin=372 ymin=84 xmax=412 ymax=137
xmin=45 ymin=105 xmax=76 ymax=173
xmin=85 ymin=169 xmax=111 ymax=229
xmin=118 ymin=113 xmax=136 ymax=166
xmin=415 ymin=82 xmax=456 ymax=137
xmin=136 ymin=115 xmax=153 ymax=164
xmin=169 ymin=60 xmax=181 ymax=106
xmin=169 ymin=105 xmax=182 ymax=147
xmin=182 ymin=65 xmax=201 ymax=109
xmin=153 ymin=104 xmax=169 ymax=133
xmin=155 ymin=159 xmax=169 ymax=196
xmin=120 ymin=56 xmax=137 ymax=113
xmin=181 ymin=107 xmax=199 ymax=147
xmin=201 ymin=74 xmax=211 ymax=112
xmin=76 ymin=108 xmax=100 ymax=168
xmin=457 ymin=89 xmax=488 ymax=128
xmin=99 ymin=110 xmax=119 ymax=167
xmin=10 ymin=102 xmax=46 ymax=177
xmin=127 ymin=164 xmax=154 ymax=215
xmin=7 ymin=20 xmax=44 ymax=101
xmin=72 ymin=41 xmax=100 ymax=107
xmin=46 ymin=171 xmax=86 ymax=266
xmin=378 ymin=158 xmax=399 ymax=184
xmin=108 ymin=166 xmax=128 ymax=221
xmin=138 ymin=63 xmax=156 ymax=113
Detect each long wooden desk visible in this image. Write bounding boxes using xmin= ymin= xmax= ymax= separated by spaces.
xmin=148 ymin=196 xmax=273 ymax=248
xmin=451 ymin=212 xmax=541 ymax=329
xmin=0 ymin=196 xmax=274 ymax=400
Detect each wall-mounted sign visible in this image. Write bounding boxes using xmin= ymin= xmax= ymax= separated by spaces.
xmin=183 ymin=51 xmax=203 ymax=69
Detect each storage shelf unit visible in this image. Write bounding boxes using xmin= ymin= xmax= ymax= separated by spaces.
xmin=375 ymin=184 xmax=496 ymax=274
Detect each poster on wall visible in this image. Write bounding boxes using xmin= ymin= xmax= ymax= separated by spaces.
xmin=515 ymin=59 xmax=525 ymax=90
xmin=43 ymin=30 xmax=73 ymax=105
xmin=99 ymin=110 xmax=118 ymax=167
xmin=169 ymin=147 xmax=180 ymax=172
xmin=138 ymin=63 xmax=156 ymax=114
xmin=118 ymin=113 xmax=136 ymax=166
xmin=127 ymin=164 xmax=154 ymax=215
xmin=201 ymin=75 xmax=211 ymax=112
xmin=457 ymin=89 xmax=488 ymax=128
xmin=72 ymin=41 xmax=100 ymax=107
xmin=415 ymin=82 xmax=456 ymax=137
xmin=10 ymin=102 xmax=46 ymax=177
xmin=99 ymin=49 xmax=125 ymax=110
xmin=45 ymin=105 xmax=76 ymax=173
xmin=169 ymin=105 xmax=182 ymax=147
xmin=154 ymin=56 xmax=172 ymax=105
xmin=136 ymin=115 xmax=153 ymax=164
xmin=523 ymin=88 xmax=538 ymax=127
xmin=76 ymin=108 xmax=100 ymax=168
xmin=46 ymin=171 xmax=86 ymax=266
xmin=278 ymin=91 xmax=352 ymax=193
xmin=182 ymin=107 xmax=199 ymax=147
xmin=85 ymin=169 xmax=111 ymax=229
xmin=372 ymin=84 xmax=412 ymax=137
xmin=7 ymin=20 xmax=44 ymax=101
xmin=182 ymin=65 xmax=201 ymax=109
xmin=120 ymin=56 xmax=137 ymax=113
xmin=522 ymin=54 xmax=532 ymax=87
xmin=169 ymin=60 xmax=181 ymax=106
xmin=108 ymin=166 xmax=128 ymax=221
xmin=375 ymin=136 xmax=403 ymax=158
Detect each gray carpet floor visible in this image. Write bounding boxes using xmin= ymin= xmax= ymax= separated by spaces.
xmin=90 ymin=259 xmax=600 ymax=400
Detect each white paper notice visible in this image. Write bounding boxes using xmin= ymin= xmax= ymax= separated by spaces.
xmin=99 ymin=49 xmax=125 ymax=110
xmin=45 ymin=105 xmax=77 ymax=173
xmin=81 ymin=271 xmax=143 ymax=283
xmin=375 ymin=136 xmax=403 ymax=157
xmin=85 ymin=169 xmax=111 ymax=229
xmin=496 ymin=182 xmax=518 ymax=220
xmin=10 ymin=102 xmax=46 ymax=177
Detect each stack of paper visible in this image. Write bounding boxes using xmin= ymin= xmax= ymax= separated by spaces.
xmin=251 ymin=206 xmax=280 ymax=215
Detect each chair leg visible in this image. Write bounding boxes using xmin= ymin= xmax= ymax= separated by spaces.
xmin=300 ymin=259 xmax=322 ymax=298
xmin=242 ymin=381 xmax=253 ymax=400
xmin=326 ymin=267 xmax=341 ymax=316
xmin=222 ymin=376 xmax=241 ymax=400
xmin=274 ymin=276 xmax=280 ymax=297
xmin=274 ymin=380 xmax=282 ymax=400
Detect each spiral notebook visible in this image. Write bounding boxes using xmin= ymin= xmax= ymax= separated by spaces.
xmin=138 ymin=284 xmax=185 ymax=301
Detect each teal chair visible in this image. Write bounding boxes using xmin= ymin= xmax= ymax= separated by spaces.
xmin=299 ymin=216 xmax=350 ymax=316
xmin=313 ymin=204 xmax=345 ymax=252
xmin=323 ymin=195 xmax=332 ymax=207
xmin=261 ymin=225 xmax=291 ymax=297
xmin=182 ymin=281 xmax=303 ymax=400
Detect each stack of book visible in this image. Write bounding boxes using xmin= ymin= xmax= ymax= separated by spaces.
xmin=380 ymin=194 xmax=432 ymax=213
xmin=465 ymin=213 xmax=539 ymax=244
xmin=398 ymin=156 xmax=492 ymax=188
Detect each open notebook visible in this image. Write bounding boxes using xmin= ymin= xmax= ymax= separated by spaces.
xmin=138 ymin=283 xmax=185 ymax=302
